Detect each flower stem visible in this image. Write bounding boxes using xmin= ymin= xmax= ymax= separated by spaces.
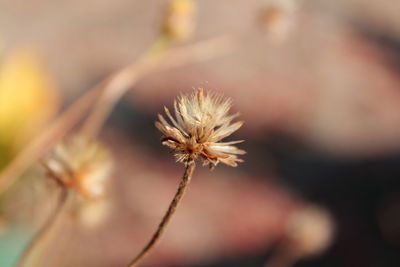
xmin=81 ymin=31 xmax=248 ymax=138
xmin=16 ymin=180 xmax=68 ymax=267
xmin=80 ymin=56 xmax=159 ymax=138
xmin=127 ymin=160 xmax=196 ymax=267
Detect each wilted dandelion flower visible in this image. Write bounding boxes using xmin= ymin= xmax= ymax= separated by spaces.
xmin=155 ymin=88 xmax=245 ymax=168
xmin=43 ymin=135 xmax=113 ymax=199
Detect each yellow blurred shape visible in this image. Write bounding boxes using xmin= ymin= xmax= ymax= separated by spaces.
xmin=163 ymin=0 xmax=196 ymax=42
xmin=0 ymin=49 xmax=58 ymax=155
xmin=170 ymin=0 xmax=194 ymax=15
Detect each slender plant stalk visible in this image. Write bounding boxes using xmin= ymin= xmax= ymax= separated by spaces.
xmin=81 ymin=56 xmax=159 ymax=137
xmin=127 ymin=160 xmax=196 ymax=267
xmin=16 ymin=179 xmax=68 ymax=267
xmin=82 ymin=32 xmax=245 ymax=138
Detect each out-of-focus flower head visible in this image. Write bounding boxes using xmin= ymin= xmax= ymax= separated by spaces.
xmin=43 ymin=135 xmax=113 ymax=200
xmin=284 ymin=204 xmax=334 ymax=258
xmin=156 ymin=88 xmax=245 ymax=168
xmin=258 ymin=0 xmax=297 ymax=42
xmin=162 ymin=0 xmax=196 ymax=42
xmin=0 ymin=48 xmax=58 ymax=167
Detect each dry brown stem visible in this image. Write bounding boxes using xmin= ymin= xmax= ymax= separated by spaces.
xmin=127 ymin=160 xmax=196 ymax=267
xmin=82 ymin=32 xmax=245 ymax=138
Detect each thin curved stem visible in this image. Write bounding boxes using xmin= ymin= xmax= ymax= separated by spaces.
xmin=127 ymin=160 xmax=196 ymax=267
xmin=16 ymin=181 xmax=68 ymax=267
xmin=80 ymin=57 xmax=157 ymax=138
xmin=81 ymin=31 xmax=249 ymax=138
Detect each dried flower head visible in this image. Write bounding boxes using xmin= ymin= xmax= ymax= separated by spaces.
xmin=155 ymin=88 xmax=245 ymax=168
xmin=42 ymin=135 xmax=113 ymax=199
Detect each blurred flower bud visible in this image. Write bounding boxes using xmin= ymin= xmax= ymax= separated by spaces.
xmin=162 ymin=0 xmax=196 ymax=42
xmin=284 ymin=205 xmax=334 ymax=258
xmin=43 ymin=135 xmax=113 ymax=200
xmin=258 ymin=0 xmax=296 ymax=42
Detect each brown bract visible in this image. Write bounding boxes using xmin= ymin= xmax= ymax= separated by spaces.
xmin=155 ymin=88 xmax=245 ymax=168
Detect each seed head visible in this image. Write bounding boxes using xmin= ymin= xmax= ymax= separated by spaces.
xmin=42 ymin=135 xmax=113 ymax=199
xmin=155 ymin=88 xmax=245 ymax=168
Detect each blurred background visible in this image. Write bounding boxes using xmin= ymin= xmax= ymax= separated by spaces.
xmin=1 ymin=0 xmax=400 ymax=266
